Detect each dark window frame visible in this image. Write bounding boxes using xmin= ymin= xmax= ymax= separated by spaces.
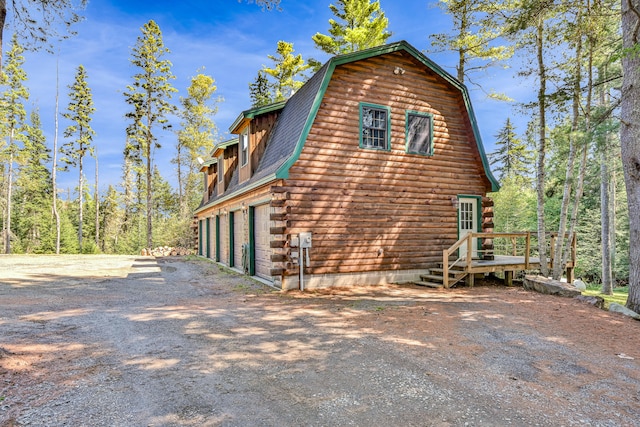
xmin=405 ymin=110 xmax=434 ymax=156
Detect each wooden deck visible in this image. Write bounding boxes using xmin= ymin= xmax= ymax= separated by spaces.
xmin=440 ymin=232 xmax=577 ymax=288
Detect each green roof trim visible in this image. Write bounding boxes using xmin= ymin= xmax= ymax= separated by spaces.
xmin=214 ymin=137 xmax=239 ymax=149
xmin=229 ymin=100 xmax=287 ymax=133
xmin=274 ymin=40 xmax=500 ymax=191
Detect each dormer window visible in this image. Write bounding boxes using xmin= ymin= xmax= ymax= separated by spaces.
xmin=218 ymin=155 xmax=224 ymax=184
xmin=240 ymin=129 xmax=249 ymax=166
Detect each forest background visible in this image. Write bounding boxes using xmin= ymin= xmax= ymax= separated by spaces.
xmin=0 ymin=0 xmax=631 ymax=300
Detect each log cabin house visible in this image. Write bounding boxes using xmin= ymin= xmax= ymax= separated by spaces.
xmin=193 ymin=40 xmax=501 ymax=290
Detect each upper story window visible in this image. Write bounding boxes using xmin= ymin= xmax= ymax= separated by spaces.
xmin=217 ymin=155 xmax=224 ymax=184
xmin=406 ymin=111 xmax=434 ymax=156
xmin=240 ymin=129 xmax=249 ymax=166
xmin=359 ymin=103 xmax=390 ymax=151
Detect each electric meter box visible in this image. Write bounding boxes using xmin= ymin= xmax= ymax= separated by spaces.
xmin=299 ymin=232 xmax=312 ymax=248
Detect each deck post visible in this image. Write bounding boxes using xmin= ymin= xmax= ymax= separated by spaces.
xmin=525 ymin=232 xmax=530 ymax=269
xmin=442 ymin=249 xmax=449 ymax=288
xmin=505 ymin=271 xmax=513 ymax=286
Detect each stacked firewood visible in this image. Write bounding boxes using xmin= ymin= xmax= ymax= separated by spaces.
xmin=141 ymin=246 xmax=194 ymax=257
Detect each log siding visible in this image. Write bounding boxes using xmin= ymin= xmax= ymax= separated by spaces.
xmin=284 ymin=52 xmax=490 ymax=276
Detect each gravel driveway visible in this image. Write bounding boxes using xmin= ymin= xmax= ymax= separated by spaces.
xmin=1 ymin=255 xmax=639 ymax=426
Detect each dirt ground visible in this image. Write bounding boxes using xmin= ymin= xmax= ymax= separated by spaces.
xmin=1 ymin=255 xmax=639 ymax=427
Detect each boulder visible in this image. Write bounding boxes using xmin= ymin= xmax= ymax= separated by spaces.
xmin=574 ymin=295 xmax=605 ymax=309
xmin=523 ymin=275 xmax=582 ymax=298
xmin=572 ymin=279 xmax=587 ymax=291
xmin=608 ymin=303 xmax=640 ymax=320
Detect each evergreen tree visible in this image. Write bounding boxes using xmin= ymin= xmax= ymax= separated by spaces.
xmin=14 ymin=109 xmax=53 ymax=253
xmin=620 ymin=0 xmax=640 ymax=313
xmin=61 ymin=64 xmax=95 ymax=249
xmin=430 ymin=0 xmax=513 ymax=86
xmin=488 ymin=118 xmax=533 ymax=184
xmin=249 ymin=71 xmax=272 ymax=107
xmin=312 ymin=0 xmax=391 ymax=56
xmin=176 ymin=72 xmax=219 ymax=217
xmin=262 ymin=41 xmax=311 ymax=102
xmin=124 ymin=20 xmax=177 ymax=250
xmin=0 ymin=34 xmax=28 ymax=254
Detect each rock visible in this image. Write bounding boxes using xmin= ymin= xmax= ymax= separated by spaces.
xmin=574 ymin=295 xmax=605 ymax=309
xmin=523 ymin=275 xmax=582 ymax=298
xmin=608 ymin=303 xmax=640 ymax=320
xmin=572 ymin=279 xmax=587 ymax=291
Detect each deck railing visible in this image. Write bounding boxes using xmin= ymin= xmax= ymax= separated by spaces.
xmin=442 ymin=232 xmax=577 ymax=288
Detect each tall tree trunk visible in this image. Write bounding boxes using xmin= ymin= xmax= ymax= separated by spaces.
xmin=78 ymin=155 xmax=84 ymax=249
xmin=553 ymin=27 xmax=582 ymax=280
xmin=177 ymin=143 xmax=184 ymax=217
xmin=535 ymin=17 xmax=549 ymax=277
xmin=0 ymin=0 xmax=6 ymax=65
xmin=5 ymin=139 xmax=13 ymax=254
xmin=95 ymin=153 xmax=99 ymax=249
xmin=601 ymin=143 xmax=613 ymax=294
xmin=146 ymin=138 xmax=153 ymax=250
xmin=620 ymin=0 xmax=640 ymax=313
xmin=53 ymin=57 xmax=61 ymax=254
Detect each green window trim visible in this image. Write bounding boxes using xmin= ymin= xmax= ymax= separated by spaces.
xmin=205 ymin=217 xmax=211 ymax=258
xmin=215 ymin=215 xmax=220 ymax=262
xmin=405 ymin=110 xmax=434 ymax=156
xmin=229 ymin=213 xmax=235 ymax=268
xmin=359 ymin=102 xmax=391 ymax=151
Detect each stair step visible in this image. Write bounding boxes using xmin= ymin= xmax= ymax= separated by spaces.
xmin=414 ymin=281 xmax=444 ymax=288
xmin=420 ymin=274 xmax=445 ymax=283
xmin=429 ymin=268 xmax=467 ymax=277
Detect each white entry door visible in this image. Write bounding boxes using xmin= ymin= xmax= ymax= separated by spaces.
xmin=458 ymin=197 xmax=479 ymax=259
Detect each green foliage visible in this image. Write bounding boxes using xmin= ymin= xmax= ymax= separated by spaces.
xmin=0 ymin=34 xmax=29 ymax=254
xmin=249 ymin=71 xmax=272 ymax=107
xmin=261 ymin=41 xmax=311 ymax=102
xmin=430 ymin=0 xmax=513 ymax=85
xmin=175 ymin=70 xmax=220 ymax=227
xmin=61 ymin=64 xmax=95 ymax=248
xmin=312 ymin=0 xmax=391 ymax=56
xmin=124 ymin=19 xmax=177 ymax=249
xmin=13 ymin=110 xmax=53 ymax=253
xmin=490 ymin=176 xmax=537 ymax=233
xmin=488 ymin=118 xmax=534 ymax=185
xmin=0 ymin=0 xmax=87 ymax=61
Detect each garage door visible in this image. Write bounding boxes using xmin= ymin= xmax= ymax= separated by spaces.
xmin=219 ymin=214 xmax=229 ymax=265
xmin=253 ymin=204 xmax=272 ymax=280
xmin=233 ymin=210 xmax=245 ymax=271
xmin=208 ymin=216 xmax=216 ymax=260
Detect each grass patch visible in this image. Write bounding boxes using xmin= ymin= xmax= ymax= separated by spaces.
xmin=583 ymin=285 xmax=628 ymax=308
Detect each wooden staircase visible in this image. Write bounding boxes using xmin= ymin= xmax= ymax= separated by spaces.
xmin=414 ymin=265 xmax=468 ymax=288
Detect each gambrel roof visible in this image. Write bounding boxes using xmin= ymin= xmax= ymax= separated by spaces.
xmin=196 ymin=40 xmax=499 ymax=212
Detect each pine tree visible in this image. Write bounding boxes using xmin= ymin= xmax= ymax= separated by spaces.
xmin=124 ymin=20 xmax=177 ymax=250
xmin=176 ymin=72 xmax=219 ymax=217
xmin=312 ymin=0 xmax=391 ymax=56
xmin=61 ymin=64 xmax=95 ymax=249
xmin=0 ymin=34 xmax=29 ymax=254
xmin=262 ymin=41 xmax=311 ymax=102
xmin=249 ymin=71 xmax=272 ymax=107
xmin=430 ymin=0 xmax=513 ymax=86
xmin=620 ymin=0 xmax=640 ymax=313
xmin=14 ymin=109 xmax=53 ymax=253
xmin=488 ymin=118 xmax=533 ymax=184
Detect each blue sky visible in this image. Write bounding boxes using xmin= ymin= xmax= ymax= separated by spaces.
xmin=14 ymin=0 xmax=528 ymax=195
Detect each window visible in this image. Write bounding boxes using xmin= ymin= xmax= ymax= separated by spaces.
xmin=218 ymin=156 xmax=224 ymax=184
xmin=360 ymin=103 xmax=390 ymax=150
xmin=406 ymin=111 xmax=433 ymax=156
xmin=240 ymin=129 xmax=249 ymax=166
